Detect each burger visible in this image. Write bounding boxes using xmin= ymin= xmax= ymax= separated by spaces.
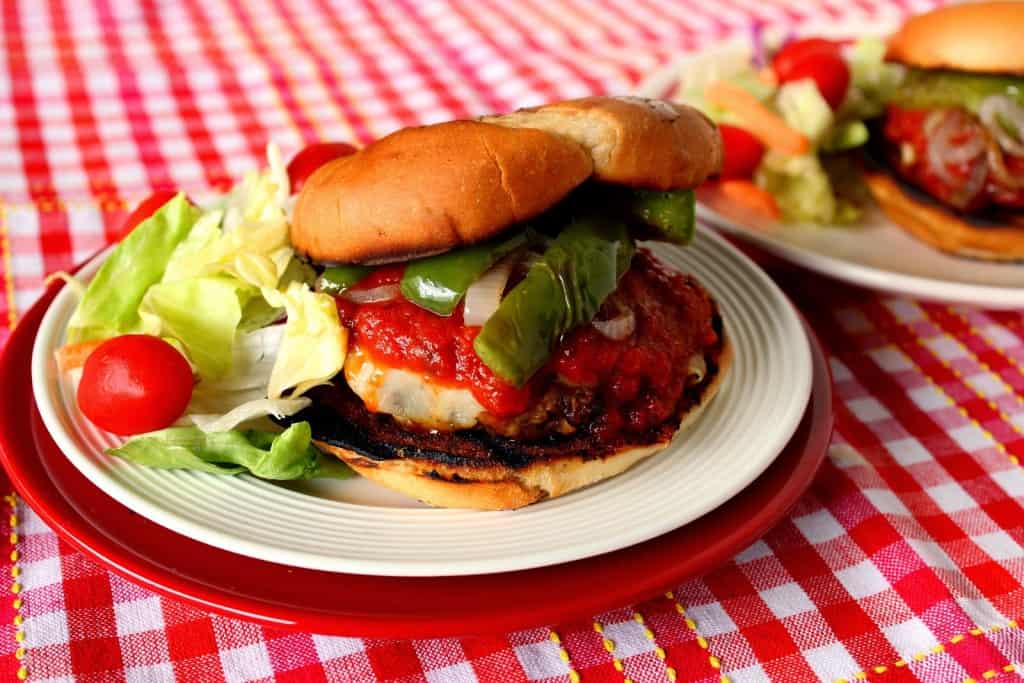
xmin=866 ymin=1 xmax=1024 ymax=260
xmin=284 ymin=96 xmax=728 ymax=509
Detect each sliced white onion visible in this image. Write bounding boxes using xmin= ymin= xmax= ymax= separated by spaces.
xmin=986 ymin=136 xmax=1024 ymax=189
xmin=979 ymin=95 xmax=1024 ymax=156
xmin=686 ymin=353 xmax=707 ymax=386
xmin=593 ymin=308 xmax=636 ymax=341
xmin=463 ymin=258 xmax=514 ymax=327
xmin=954 ymin=157 xmax=989 ymax=208
xmin=926 ymin=110 xmax=986 ymax=192
xmin=342 ymin=284 xmax=400 ymax=304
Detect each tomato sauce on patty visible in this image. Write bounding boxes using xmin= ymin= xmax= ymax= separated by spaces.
xmin=333 ymin=249 xmax=718 ymax=438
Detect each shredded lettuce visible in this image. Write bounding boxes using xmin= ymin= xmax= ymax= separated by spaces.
xmin=66 ymin=194 xmax=199 ymax=343
xmin=139 ymin=276 xmax=256 ymax=380
xmin=840 ymin=37 xmax=905 ymax=121
xmin=262 ymin=282 xmax=347 ymax=399
xmin=109 ymin=422 xmax=351 ymax=480
xmin=777 ymin=79 xmax=834 ymax=145
xmin=756 ymin=152 xmax=859 ymax=224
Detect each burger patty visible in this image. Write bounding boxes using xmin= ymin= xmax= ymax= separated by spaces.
xmin=284 ymin=312 xmax=725 ymax=472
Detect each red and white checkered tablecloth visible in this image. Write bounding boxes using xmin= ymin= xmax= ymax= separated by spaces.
xmin=3 ymin=0 xmax=1024 ymax=681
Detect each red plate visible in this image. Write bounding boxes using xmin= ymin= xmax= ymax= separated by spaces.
xmin=0 ymin=282 xmax=833 ymax=638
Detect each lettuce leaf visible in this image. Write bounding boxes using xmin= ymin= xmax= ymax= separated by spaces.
xmin=139 ymin=276 xmax=257 ymax=380
xmin=66 ymin=194 xmax=199 ymax=343
xmin=756 ymin=152 xmax=860 ymax=224
xmin=261 ymin=282 xmax=347 ymax=399
xmin=777 ymin=79 xmax=834 ymax=145
xmin=840 ymin=37 xmax=906 ymax=121
xmin=108 ymin=421 xmax=352 ymax=480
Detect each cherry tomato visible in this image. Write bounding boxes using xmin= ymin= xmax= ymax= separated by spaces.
xmin=114 ymin=190 xmax=179 ymax=241
xmin=287 ymin=142 xmax=358 ymax=193
xmin=77 ymin=335 xmax=194 ymax=436
xmin=772 ymin=38 xmax=850 ymax=110
xmin=780 ymin=51 xmax=851 ymax=110
xmin=771 ymin=38 xmax=841 ymax=78
xmin=718 ymin=124 xmax=766 ymax=179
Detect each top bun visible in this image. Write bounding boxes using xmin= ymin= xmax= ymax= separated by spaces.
xmin=292 ymin=97 xmax=722 ymax=264
xmin=887 ymin=2 xmax=1024 ymax=75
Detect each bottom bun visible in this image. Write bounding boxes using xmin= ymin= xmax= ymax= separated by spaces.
xmin=864 ymin=171 xmax=1024 ymax=262
xmin=315 ymin=335 xmax=731 ymax=510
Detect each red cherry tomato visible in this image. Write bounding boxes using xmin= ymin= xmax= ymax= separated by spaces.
xmin=771 ymin=38 xmax=841 ymax=78
xmin=115 ymin=190 xmax=179 ymax=240
xmin=287 ymin=142 xmax=358 ymax=193
xmin=780 ymin=51 xmax=851 ymax=110
xmin=718 ymin=124 xmax=766 ymax=179
xmin=772 ymin=39 xmax=850 ymax=110
xmin=77 ymin=335 xmax=194 ymax=436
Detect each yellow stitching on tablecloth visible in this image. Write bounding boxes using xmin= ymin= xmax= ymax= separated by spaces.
xmin=6 ymin=493 xmax=27 ymax=680
xmin=547 ymin=630 xmax=580 ymax=683
xmin=630 ymin=612 xmax=675 ymax=681
xmin=833 ymin=621 xmax=1022 ymax=682
xmin=963 ymin=664 xmax=1023 ymax=683
xmin=869 ymin=341 xmax=1021 ymax=471
xmin=914 ymin=305 xmax=1024 ymax=467
xmin=665 ymin=592 xmax=729 ymax=683
xmin=592 ymin=621 xmax=630 ymax=680
xmin=1 ymin=200 xmax=17 ymax=330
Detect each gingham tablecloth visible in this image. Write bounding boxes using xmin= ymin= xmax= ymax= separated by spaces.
xmin=3 ymin=0 xmax=1024 ymax=681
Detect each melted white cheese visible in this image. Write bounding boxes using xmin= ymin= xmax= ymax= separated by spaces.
xmin=344 ymin=347 xmax=485 ymax=430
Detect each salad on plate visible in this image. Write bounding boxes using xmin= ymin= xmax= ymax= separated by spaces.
xmin=669 ymin=31 xmax=904 ymax=224
xmin=53 ymin=143 xmax=357 ymax=482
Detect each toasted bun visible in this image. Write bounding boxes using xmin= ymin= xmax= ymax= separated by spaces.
xmin=315 ymin=337 xmax=731 ymax=510
xmin=481 ymin=96 xmax=723 ymax=190
xmin=865 ymin=170 xmax=1024 ymax=261
xmin=292 ymin=97 xmax=723 ymax=264
xmin=887 ymin=2 xmax=1024 ymax=75
xmin=292 ymin=121 xmax=592 ymax=264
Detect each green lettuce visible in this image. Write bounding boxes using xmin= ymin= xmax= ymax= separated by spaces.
xmin=139 ymin=276 xmax=257 ymax=380
xmin=840 ymin=37 xmax=905 ymax=121
xmin=756 ymin=152 xmax=860 ymax=224
xmin=66 ymin=194 xmax=199 ymax=343
xmin=109 ymin=421 xmax=352 ymax=480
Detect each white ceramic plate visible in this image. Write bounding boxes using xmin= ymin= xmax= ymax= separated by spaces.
xmin=32 ymin=229 xmax=812 ymax=577
xmin=637 ymin=25 xmax=1024 ymax=310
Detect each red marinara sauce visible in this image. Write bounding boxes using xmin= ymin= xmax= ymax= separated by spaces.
xmin=554 ymin=251 xmax=717 ymax=437
xmin=333 ymin=251 xmax=718 ymax=435
xmin=334 ymin=266 xmax=540 ymax=417
xmin=883 ymin=105 xmax=1024 ymax=210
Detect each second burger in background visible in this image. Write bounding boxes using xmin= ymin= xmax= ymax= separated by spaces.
xmin=868 ymin=1 xmax=1024 ymax=260
xmin=285 ymin=96 xmax=728 ymax=509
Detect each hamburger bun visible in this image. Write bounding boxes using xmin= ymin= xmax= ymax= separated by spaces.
xmin=291 ymin=97 xmax=723 ymax=264
xmin=864 ymin=170 xmax=1024 ymax=261
xmin=312 ymin=331 xmax=731 ymax=510
xmin=886 ymin=2 xmax=1024 ymax=75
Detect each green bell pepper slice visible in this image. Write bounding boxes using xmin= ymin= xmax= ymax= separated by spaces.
xmin=400 ymin=230 xmax=533 ymax=316
xmin=473 ymin=216 xmax=634 ymax=386
xmin=622 ymin=187 xmax=696 ymax=245
xmin=316 ymin=265 xmax=372 ymax=295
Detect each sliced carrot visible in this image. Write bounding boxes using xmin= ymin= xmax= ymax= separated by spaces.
xmin=758 ymin=67 xmax=778 ymax=86
xmin=718 ymin=179 xmax=782 ymax=220
xmin=55 ymin=339 xmax=104 ymax=372
xmin=704 ymin=80 xmax=809 ymax=156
